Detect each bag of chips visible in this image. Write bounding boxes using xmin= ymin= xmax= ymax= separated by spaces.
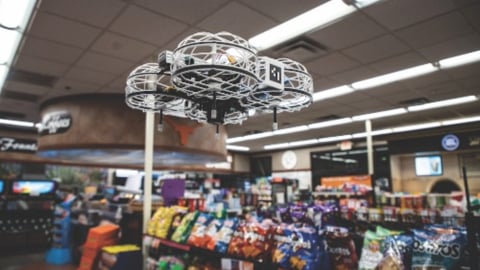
xmin=358 ymin=230 xmax=384 ymax=270
xmin=170 ymin=211 xmax=199 ymax=243
xmin=272 ymin=223 xmax=293 ymax=268
xmin=227 ymin=219 xmax=274 ymax=261
xmin=289 ymin=225 xmax=321 ymax=270
xmin=207 ymin=218 xmax=238 ymax=253
xmin=187 ymin=213 xmax=214 ymax=248
xmin=377 ymin=234 xmax=413 ymax=270
xmin=325 ymin=226 xmax=358 ymax=270
xmin=412 ymin=227 xmax=466 ymax=270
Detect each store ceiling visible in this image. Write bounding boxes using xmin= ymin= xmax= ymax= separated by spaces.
xmin=2 ymin=0 xmax=480 ymax=152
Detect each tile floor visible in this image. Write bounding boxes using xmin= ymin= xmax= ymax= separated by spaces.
xmin=0 ymin=253 xmax=77 ymax=270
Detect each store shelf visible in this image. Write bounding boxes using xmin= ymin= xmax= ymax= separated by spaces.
xmin=144 ymin=234 xmax=279 ymax=269
xmin=312 ymin=191 xmax=369 ymax=198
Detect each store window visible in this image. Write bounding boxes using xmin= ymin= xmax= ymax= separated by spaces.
xmin=250 ymin=156 xmax=272 ymax=178
xmin=310 ymin=146 xmax=391 ymax=188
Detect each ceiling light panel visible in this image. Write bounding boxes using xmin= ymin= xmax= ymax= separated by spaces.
xmin=407 ymin=95 xmax=478 ymax=112
xmin=352 ymin=108 xmax=407 ymax=121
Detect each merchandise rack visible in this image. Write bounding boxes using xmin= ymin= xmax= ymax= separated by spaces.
xmin=143 ymin=234 xmax=279 ymax=270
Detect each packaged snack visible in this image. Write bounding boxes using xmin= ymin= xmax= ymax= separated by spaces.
xmin=171 ymin=211 xmax=199 ymax=243
xmin=412 ymin=228 xmax=465 ymax=270
xmin=227 ymin=219 xmax=274 ymax=261
xmin=153 ymin=207 xmax=178 ymax=238
xmin=167 ymin=207 xmax=189 ymax=239
xmin=358 ymin=230 xmax=384 ymax=270
xmin=208 ymin=218 xmax=238 ymax=253
xmin=326 ymin=226 xmax=358 ymax=270
xmin=289 ymin=225 xmax=321 ymax=270
xmin=272 ymin=223 xmax=293 ymax=268
xmin=187 ymin=213 xmax=214 ymax=248
xmin=377 ymin=234 xmax=413 ymax=270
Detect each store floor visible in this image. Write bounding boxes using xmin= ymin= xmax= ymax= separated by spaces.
xmin=0 ymin=253 xmax=76 ymax=270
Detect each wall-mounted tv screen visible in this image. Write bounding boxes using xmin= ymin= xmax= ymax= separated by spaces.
xmin=0 ymin=180 xmax=4 ymax=194
xmin=11 ymin=180 xmax=56 ymax=196
xmin=415 ymin=155 xmax=443 ymax=176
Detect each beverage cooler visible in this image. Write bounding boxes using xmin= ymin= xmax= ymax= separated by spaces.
xmin=0 ymin=179 xmax=57 ymax=252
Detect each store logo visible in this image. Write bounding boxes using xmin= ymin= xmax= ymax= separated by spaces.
xmin=441 ymin=134 xmax=459 ymax=151
xmin=0 ymin=137 xmax=37 ymax=153
xmin=39 ymin=111 xmax=72 ymax=135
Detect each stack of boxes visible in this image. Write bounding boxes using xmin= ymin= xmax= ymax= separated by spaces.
xmin=78 ymin=224 xmax=120 ymax=270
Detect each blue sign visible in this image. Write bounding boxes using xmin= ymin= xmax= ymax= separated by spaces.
xmin=442 ymin=134 xmax=460 ymax=151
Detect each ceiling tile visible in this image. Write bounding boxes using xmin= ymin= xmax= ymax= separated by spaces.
xmin=53 ymin=78 xmax=102 ymax=94
xmin=462 ymin=2 xmax=480 ymax=31
xmin=419 ymin=33 xmax=480 ymax=62
xmin=412 ymin=80 xmax=464 ymax=99
xmin=330 ymin=66 xmax=379 ymax=84
xmin=239 ymin=0 xmax=327 ymax=22
xmin=64 ymin=66 xmax=116 ymax=86
xmin=76 ymin=52 xmax=135 ymax=74
xmin=342 ymin=35 xmax=410 ymax=64
xmin=401 ymin=71 xmax=451 ymax=90
xmin=304 ymin=53 xmax=359 ymax=76
xmin=40 ymin=0 xmax=126 ymax=28
xmin=197 ymin=2 xmax=277 ymax=38
xmin=20 ymin=36 xmax=83 ymax=64
xmin=364 ymin=0 xmax=455 ymax=30
xmin=395 ymin=11 xmax=474 ymax=49
xmin=369 ymin=51 xmax=428 ymax=74
xmin=28 ymin=12 xmax=101 ymax=48
xmin=91 ymin=32 xmax=158 ymax=62
xmin=135 ymin=0 xmax=229 ymax=24
xmin=4 ymin=81 xmax=51 ymax=96
xmin=457 ymin=74 xmax=480 ymax=90
xmin=14 ymin=54 xmax=69 ymax=77
xmin=445 ymin=61 xmax=480 ymax=80
xmin=109 ymin=5 xmax=188 ymax=46
xmin=308 ymin=13 xmax=385 ymax=50
xmin=313 ymin=77 xmax=341 ymax=92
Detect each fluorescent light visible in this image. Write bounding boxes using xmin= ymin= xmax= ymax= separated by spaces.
xmin=226 ymin=131 xmax=273 ymax=143
xmin=442 ymin=115 xmax=480 ymax=126
xmin=392 ymin=122 xmax=441 ymax=133
xmin=248 ymin=0 xmax=357 ymax=51
xmin=352 ymin=128 xmax=393 ymax=138
xmin=352 ymin=64 xmax=438 ymax=90
xmin=317 ymin=134 xmax=352 ymax=143
xmin=312 ymin=85 xmax=354 ymax=102
xmin=289 ymin=139 xmax=318 ymax=147
xmin=0 ymin=118 xmax=35 ymax=127
xmin=0 ymin=65 xmax=8 ymax=91
xmin=308 ymin=117 xmax=352 ymax=129
xmin=0 ymin=29 xmax=21 ymax=63
xmin=0 ymin=0 xmax=37 ymax=94
xmin=438 ymin=50 xmax=480 ymax=69
xmin=0 ymin=0 xmax=37 ymax=29
xmin=407 ymin=95 xmax=478 ymax=112
xmin=352 ymin=108 xmax=407 ymax=121
xmin=226 ymin=145 xmax=250 ymax=152
xmin=264 ymin=143 xmax=290 ymax=150
xmin=273 ymin=125 xmax=309 ymax=135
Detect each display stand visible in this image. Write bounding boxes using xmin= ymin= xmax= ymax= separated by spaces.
xmin=0 ymin=179 xmax=57 ymax=253
xmin=45 ymin=193 xmax=76 ymax=265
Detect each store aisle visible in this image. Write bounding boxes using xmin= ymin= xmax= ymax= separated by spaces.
xmin=0 ymin=253 xmax=76 ymax=270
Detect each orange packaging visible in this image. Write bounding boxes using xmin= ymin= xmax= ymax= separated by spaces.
xmin=87 ymin=224 xmax=119 ymax=240
xmin=78 ymin=256 xmax=96 ymax=270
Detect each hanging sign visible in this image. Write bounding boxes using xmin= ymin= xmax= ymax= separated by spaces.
xmin=441 ymin=134 xmax=460 ymax=151
xmin=0 ymin=137 xmax=37 ymax=153
xmin=39 ymin=111 xmax=72 ymax=135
